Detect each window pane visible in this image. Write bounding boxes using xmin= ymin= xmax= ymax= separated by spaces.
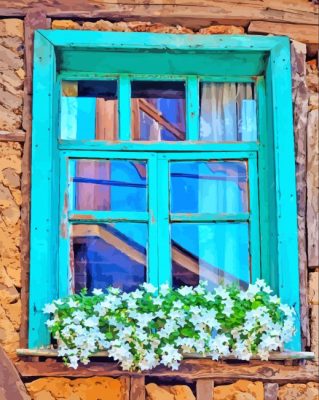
xmin=70 ymin=159 xmax=147 ymax=211
xmin=171 ymin=223 xmax=249 ymax=290
xmin=131 ymin=81 xmax=186 ymax=141
xmin=60 ymin=80 xmax=118 ymax=140
xmin=200 ymin=82 xmax=257 ymax=141
xmin=170 ymin=161 xmax=248 ymax=213
xmin=72 ymin=223 xmax=147 ymax=294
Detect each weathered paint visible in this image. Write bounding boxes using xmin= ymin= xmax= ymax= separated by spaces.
xmin=30 ymin=31 xmax=301 ymax=352
xmin=29 ymin=32 xmax=57 ymax=348
xmin=269 ymin=40 xmax=301 ymax=350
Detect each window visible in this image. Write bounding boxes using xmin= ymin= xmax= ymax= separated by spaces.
xmin=29 ymin=31 xmax=300 ymax=350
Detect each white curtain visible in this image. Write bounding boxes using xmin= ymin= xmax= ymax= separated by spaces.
xmin=200 ymin=83 xmax=257 ymax=141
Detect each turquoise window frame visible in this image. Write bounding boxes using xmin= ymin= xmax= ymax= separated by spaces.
xmin=29 ymin=31 xmax=300 ymax=351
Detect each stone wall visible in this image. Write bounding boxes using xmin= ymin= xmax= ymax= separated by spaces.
xmin=0 ymin=18 xmax=24 ymax=360
xmin=145 ymin=381 xmax=319 ymax=400
xmin=0 ymin=15 xmax=318 ymax=400
xmin=0 ymin=19 xmax=24 ymax=136
xmin=306 ymin=59 xmax=319 ymax=362
xmin=26 ymin=377 xmax=123 ymax=400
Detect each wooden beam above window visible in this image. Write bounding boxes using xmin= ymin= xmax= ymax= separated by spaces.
xmin=0 ymin=0 xmax=317 ymax=26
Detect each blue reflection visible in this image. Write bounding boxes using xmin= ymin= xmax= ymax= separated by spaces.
xmin=74 ymin=223 xmax=147 ymax=294
xmin=172 ymin=223 xmax=249 ymax=290
xmin=73 ymin=160 xmax=147 ymax=211
xmin=170 ymin=161 xmax=247 ymax=214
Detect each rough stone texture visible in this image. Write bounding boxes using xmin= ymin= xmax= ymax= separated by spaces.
xmin=26 ymin=377 xmax=123 ymax=400
xmin=278 ymin=382 xmax=319 ymax=400
xmin=309 ymin=270 xmax=319 ymax=361
xmin=199 ymin=25 xmax=244 ymax=34
xmin=214 ymin=380 xmax=264 ymax=400
xmin=146 ymin=383 xmax=196 ymax=400
xmin=0 ymin=141 xmax=22 ymax=359
xmin=291 ymin=40 xmax=310 ymax=348
xmin=146 ymin=384 xmax=175 ymax=400
xmin=0 ymin=14 xmax=316 ymax=397
xmin=0 ymin=18 xmax=24 ymax=137
xmin=52 ymin=19 xmax=246 ymax=35
xmin=306 ymin=59 xmax=319 ymax=269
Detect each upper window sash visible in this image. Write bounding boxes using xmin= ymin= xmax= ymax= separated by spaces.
xmin=58 ymin=75 xmax=258 ymax=144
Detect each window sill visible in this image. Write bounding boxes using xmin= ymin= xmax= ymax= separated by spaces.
xmin=16 ymin=349 xmax=317 ymax=383
xmin=17 ymin=348 xmax=315 ymax=361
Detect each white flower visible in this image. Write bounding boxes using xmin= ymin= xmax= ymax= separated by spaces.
xmin=92 ymin=288 xmax=103 ymax=296
xmin=72 ymin=310 xmax=86 ymax=323
xmin=269 ymin=295 xmax=280 ymax=304
xmin=280 ymin=304 xmax=295 ymax=317
xmin=177 ymin=286 xmax=193 ymax=296
xmin=84 ymin=316 xmax=99 ymax=328
xmin=214 ymin=286 xmax=228 ymax=299
xmin=153 ymin=296 xmax=163 ymax=306
xmin=222 ymin=297 xmax=234 ymax=317
xmin=68 ymin=299 xmax=79 ymax=308
xmin=43 ymin=303 xmax=57 ymax=314
xmin=46 ymin=279 xmax=296 ymax=373
xmin=159 ymin=283 xmax=170 ymax=296
xmin=255 ymin=278 xmax=266 ymax=288
xmin=46 ymin=319 xmax=55 ymax=328
xmin=142 ymin=282 xmax=157 ymax=294
xmin=132 ymin=290 xmax=143 ymax=299
xmin=68 ymin=355 xmax=79 ymax=369
xmin=172 ymin=300 xmax=183 ymax=309
xmin=263 ymin=286 xmax=273 ymax=294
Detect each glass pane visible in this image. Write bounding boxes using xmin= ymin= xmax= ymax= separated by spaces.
xmin=72 ymin=223 xmax=147 ymax=294
xmin=131 ymin=81 xmax=186 ymax=141
xmin=170 ymin=161 xmax=248 ymax=213
xmin=60 ymin=80 xmax=118 ymax=140
xmin=171 ymin=223 xmax=249 ymax=290
xmin=70 ymin=159 xmax=147 ymax=211
xmin=200 ymin=82 xmax=257 ymax=141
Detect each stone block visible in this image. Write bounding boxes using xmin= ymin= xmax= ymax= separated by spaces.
xmin=0 ymin=19 xmax=24 ymax=39
xmin=26 ymin=377 xmax=123 ymax=400
xmin=199 ymin=25 xmax=245 ymax=34
xmin=309 ymin=271 xmax=319 ymax=306
xmin=278 ymin=382 xmax=319 ymax=400
xmin=146 ymin=383 xmax=174 ymax=400
xmin=214 ymin=380 xmax=264 ymax=400
xmin=52 ymin=20 xmax=81 ymax=30
xmin=168 ymin=385 xmax=195 ymax=400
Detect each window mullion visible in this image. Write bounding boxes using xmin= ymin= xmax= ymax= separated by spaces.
xmin=58 ymin=153 xmax=71 ymax=298
xmin=186 ymin=76 xmax=199 ymax=140
xmin=248 ymin=154 xmax=261 ymax=282
xmin=157 ymin=155 xmax=171 ymax=286
xmin=119 ymin=75 xmax=131 ymax=140
xmin=148 ymin=156 xmax=159 ymax=287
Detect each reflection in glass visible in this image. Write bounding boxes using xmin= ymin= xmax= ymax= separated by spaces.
xmin=170 ymin=161 xmax=248 ymax=213
xmin=72 ymin=223 xmax=147 ymax=294
xmin=200 ymin=82 xmax=257 ymax=141
xmin=171 ymin=223 xmax=249 ymax=290
xmin=131 ymin=81 xmax=186 ymax=141
xmin=70 ymin=159 xmax=147 ymax=211
xmin=60 ymin=80 xmax=118 ymax=140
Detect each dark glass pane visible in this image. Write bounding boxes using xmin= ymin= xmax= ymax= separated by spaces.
xmin=200 ymin=82 xmax=257 ymax=141
xmin=72 ymin=223 xmax=147 ymax=293
xmin=170 ymin=161 xmax=248 ymax=213
xmin=61 ymin=80 xmax=118 ymax=140
xmin=70 ymin=159 xmax=147 ymax=211
xmin=171 ymin=223 xmax=249 ymax=290
xmin=131 ymin=81 xmax=186 ymax=141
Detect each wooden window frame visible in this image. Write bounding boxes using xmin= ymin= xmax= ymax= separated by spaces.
xmin=29 ymin=31 xmax=300 ymax=351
